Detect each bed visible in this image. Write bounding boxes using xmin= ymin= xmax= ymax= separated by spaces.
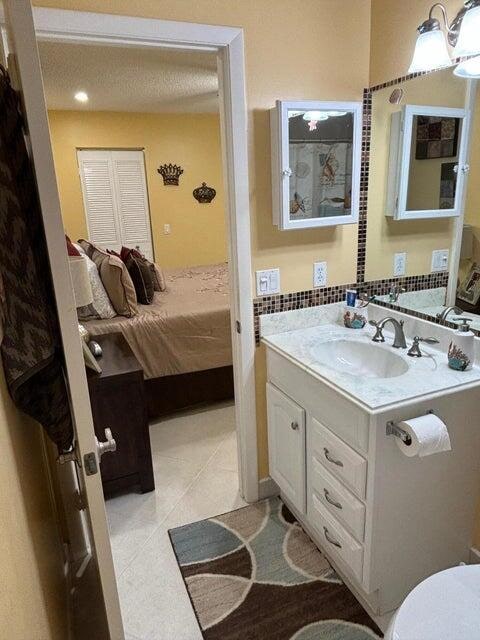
xmin=85 ymin=262 xmax=234 ymax=417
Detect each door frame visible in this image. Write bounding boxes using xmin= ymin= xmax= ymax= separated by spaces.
xmin=18 ymin=7 xmax=259 ymax=502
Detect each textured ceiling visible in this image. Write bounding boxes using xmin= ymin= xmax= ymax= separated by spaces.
xmin=38 ymin=41 xmax=219 ymax=113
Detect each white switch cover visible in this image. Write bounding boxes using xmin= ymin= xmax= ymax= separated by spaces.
xmin=393 ymin=252 xmax=406 ymax=277
xmin=431 ymin=249 xmax=449 ymax=272
xmin=256 ymin=269 xmax=281 ymax=296
xmin=313 ymin=261 xmax=327 ymax=288
xmin=164 ymin=223 xmax=171 ymax=235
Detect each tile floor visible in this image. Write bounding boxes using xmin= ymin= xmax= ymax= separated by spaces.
xmin=106 ymin=401 xmax=247 ymax=640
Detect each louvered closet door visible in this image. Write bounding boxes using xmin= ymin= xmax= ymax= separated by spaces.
xmin=77 ymin=150 xmax=153 ymax=260
xmin=77 ymin=150 xmax=122 ymax=253
xmin=111 ymin=151 xmax=153 ymax=261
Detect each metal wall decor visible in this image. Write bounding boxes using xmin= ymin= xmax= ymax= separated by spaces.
xmin=193 ymin=182 xmax=216 ymax=203
xmin=157 ymin=163 xmax=184 ymax=186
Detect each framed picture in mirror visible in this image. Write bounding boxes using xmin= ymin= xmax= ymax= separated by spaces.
xmin=458 ymin=265 xmax=480 ymax=306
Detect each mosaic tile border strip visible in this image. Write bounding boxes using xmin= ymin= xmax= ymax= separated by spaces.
xmin=253 ymin=272 xmax=449 ymax=343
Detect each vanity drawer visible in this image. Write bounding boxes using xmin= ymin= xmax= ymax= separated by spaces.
xmin=266 ymin=348 xmax=369 ymax=455
xmin=309 ymin=456 xmax=366 ymax=542
xmin=310 ymin=416 xmax=367 ymax=499
xmin=309 ymin=492 xmax=363 ymax=582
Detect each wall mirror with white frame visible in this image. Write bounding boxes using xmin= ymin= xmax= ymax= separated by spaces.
xmin=364 ymin=66 xmax=480 ymax=331
xmin=270 ymin=100 xmax=362 ymax=230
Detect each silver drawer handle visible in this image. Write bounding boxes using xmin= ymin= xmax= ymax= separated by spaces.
xmin=291 ymin=421 xmax=299 ymax=431
xmin=323 ymin=526 xmax=342 ymax=549
xmin=323 ymin=447 xmax=344 ymax=467
xmin=324 ymin=488 xmax=342 ymax=510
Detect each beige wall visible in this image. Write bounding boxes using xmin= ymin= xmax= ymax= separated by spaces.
xmin=365 ymin=69 xmax=465 ymax=281
xmin=37 ymin=0 xmax=372 ymax=481
xmin=49 ymin=110 xmax=228 ymax=269
xmin=465 ymin=84 xmax=480 ymax=269
xmin=0 ymin=369 xmax=67 ymax=640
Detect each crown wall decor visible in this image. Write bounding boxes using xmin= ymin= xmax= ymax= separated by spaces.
xmin=157 ymin=163 xmax=184 ymax=186
xmin=193 ymin=182 xmax=216 ymax=204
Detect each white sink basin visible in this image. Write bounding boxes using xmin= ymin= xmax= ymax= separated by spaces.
xmin=310 ymin=339 xmax=409 ymax=379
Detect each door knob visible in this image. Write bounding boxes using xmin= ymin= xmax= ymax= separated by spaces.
xmin=96 ymin=428 xmax=117 ymax=459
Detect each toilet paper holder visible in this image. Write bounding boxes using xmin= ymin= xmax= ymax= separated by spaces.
xmin=386 ymin=410 xmax=435 ymax=446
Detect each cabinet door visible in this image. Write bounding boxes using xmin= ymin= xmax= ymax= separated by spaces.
xmin=267 ymin=383 xmax=306 ymax=513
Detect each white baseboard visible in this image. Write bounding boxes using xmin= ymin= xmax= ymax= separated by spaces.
xmin=258 ymin=476 xmax=279 ymax=500
xmin=469 ymin=546 xmax=480 ymax=564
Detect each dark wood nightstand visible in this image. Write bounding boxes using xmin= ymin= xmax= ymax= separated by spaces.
xmin=87 ymin=332 xmax=155 ymax=497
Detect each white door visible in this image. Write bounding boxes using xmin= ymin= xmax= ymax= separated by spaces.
xmin=78 ymin=149 xmax=154 ymax=260
xmin=2 ymin=2 xmax=124 ymax=638
xmin=266 ymin=382 xmax=306 ymax=513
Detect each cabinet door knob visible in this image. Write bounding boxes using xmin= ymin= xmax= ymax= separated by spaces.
xmin=323 ymin=526 xmax=342 ymax=549
xmin=96 ymin=428 xmax=117 ymax=459
xmin=291 ymin=421 xmax=299 ymax=431
xmin=323 ymin=447 xmax=343 ymax=467
xmin=282 ymin=168 xmax=292 ymax=177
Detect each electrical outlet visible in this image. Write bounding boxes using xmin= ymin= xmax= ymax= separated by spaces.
xmin=255 ymin=268 xmax=280 ymax=296
xmin=164 ymin=224 xmax=171 ymax=235
xmin=313 ymin=261 xmax=327 ymax=288
xmin=431 ymin=249 xmax=449 ymax=272
xmin=393 ymin=252 xmax=406 ymax=277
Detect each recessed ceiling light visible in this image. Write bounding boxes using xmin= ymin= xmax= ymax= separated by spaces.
xmin=74 ymin=91 xmax=89 ymax=103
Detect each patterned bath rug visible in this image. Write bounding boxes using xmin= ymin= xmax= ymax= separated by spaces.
xmin=168 ymin=497 xmax=383 ymax=639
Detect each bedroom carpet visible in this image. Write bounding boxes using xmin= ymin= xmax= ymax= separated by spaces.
xmin=169 ymin=497 xmax=383 ymax=640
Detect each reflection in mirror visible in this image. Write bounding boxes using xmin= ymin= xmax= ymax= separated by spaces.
xmin=288 ymin=109 xmax=354 ymax=221
xmin=365 ymin=66 xmax=480 ymax=331
xmin=365 ymin=67 xmax=469 ymax=283
xmin=406 ymin=111 xmax=462 ymax=212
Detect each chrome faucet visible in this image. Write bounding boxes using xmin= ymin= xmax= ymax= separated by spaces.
xmin=436 ymin=306 xmax=463 ymax=322
xmin=369 ymin=317 xmax=407 ymax=349
xmin=388 ymin=284 xmax=406 ymax=303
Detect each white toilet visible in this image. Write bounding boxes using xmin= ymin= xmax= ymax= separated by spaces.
xmin=385 ymin=565 xmax=480 ymax=640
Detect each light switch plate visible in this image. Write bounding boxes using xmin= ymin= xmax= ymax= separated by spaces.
xmin=164 ymin=223 xmax=171 ymax=235
xmin=255 ymin=268 xmax=280 ymax=296
xmin=431 ymin=249 xmax=449 ymax=272
xmin=393 ymin=252 xmax=406 ymax=277
xmin=313 ymin=261 xmax=327 ymax=288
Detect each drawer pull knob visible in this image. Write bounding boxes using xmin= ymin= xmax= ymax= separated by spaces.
xmin=323 ymin=447 xmax=344 ymax=467
xmin=324 ymin=488 xmax=342 ymax=510
xmin=291 ymin=421 xmax=299 ymax=431
xmin=323 ymin=526 xmax=342 ymax=549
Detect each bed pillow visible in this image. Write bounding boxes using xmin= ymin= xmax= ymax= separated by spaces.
xmin=90 ymin=246 xmax=138 ymax=317
xmin=120 ymin=246 xmax=166 ymax=292
xmin=78 ymin=238 xmax=95 ymax=259
xmin=66 ymin=235 xmax=80 ymax=256
xmin=76 ymin=254 xmax=116 ymax=320
xmin=124 ymin=252 xmax=155 ymax=304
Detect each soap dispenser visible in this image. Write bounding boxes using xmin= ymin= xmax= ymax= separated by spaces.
xmin=448 ymin=317 xmax=474 ymax=371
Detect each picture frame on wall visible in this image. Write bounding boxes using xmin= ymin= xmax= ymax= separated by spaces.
xmin=458 ymin=264 xmax=480 ymax=305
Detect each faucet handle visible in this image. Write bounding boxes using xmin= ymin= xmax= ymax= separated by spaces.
xmin=418 ymin=336 xmax=440 ymax=344
xmin=408 ymin=335 xmax=439 ymax=357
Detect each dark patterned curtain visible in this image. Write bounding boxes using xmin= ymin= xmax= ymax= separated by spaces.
xmin=0 ymin=65 xmax=73 ymax=451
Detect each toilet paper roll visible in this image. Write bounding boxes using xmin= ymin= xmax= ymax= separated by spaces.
xmin=396 ymin=413 xmax=451 ymax=458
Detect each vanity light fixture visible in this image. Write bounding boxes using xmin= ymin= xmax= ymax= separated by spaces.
xmin=409 ymin=1 xmax=480 ymax=76
xmin=74 ymin=91 xmax=89 ymax=103
xmin=454 ymin=55 xmax=480 ymax=77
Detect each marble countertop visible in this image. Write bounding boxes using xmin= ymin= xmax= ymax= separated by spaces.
xmin=262 ymin=322 xmax=480 ymax=413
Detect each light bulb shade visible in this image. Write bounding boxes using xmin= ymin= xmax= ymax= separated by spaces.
xmin=454 ymin=55 xmax=480 ymax=77
xmin=408 ymin=29 xmax=452 ymax=73
xmin=69 ymin=255 xmax=93 ymax=308
xmin=453 ymin=5 xmax=480 ymax=58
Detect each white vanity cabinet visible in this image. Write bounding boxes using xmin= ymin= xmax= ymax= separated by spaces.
xmin=265 ymin=344 xmax=480 ymax=616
